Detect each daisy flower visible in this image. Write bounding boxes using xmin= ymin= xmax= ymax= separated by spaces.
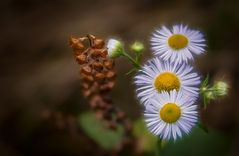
xmin=151 ymin=24 xmax=206 ymax=64
xmin=144 ymin=90 xmax=198 ymax=140
xmin=134 ymin=57 xmax=200 ymax=105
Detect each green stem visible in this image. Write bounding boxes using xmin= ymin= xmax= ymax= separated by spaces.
xmin=135 ymin=53 xmax=142 ymax=63
xmin=155 ymin=138 xmax=161 ymax=156
xmin=200 ymin=87 xmax=215 ymax=109
xmin=200 ymin=88 xmax=215 ymax=93
xmin=122 ymin=51 xmax=141 ymax=69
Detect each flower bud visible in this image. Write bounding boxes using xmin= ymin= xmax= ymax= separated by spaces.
xmin=213 ymin=81 xmax=229 ymax=97
xmin=106 ymin=39 xmax=124 ymax=58
xmin=130 ymin=41 xmax=144 ymax=54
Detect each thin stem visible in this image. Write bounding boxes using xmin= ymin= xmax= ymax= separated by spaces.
xmin=200 ymin=88 xmax=215 ymax=93
xmin=155 ymin=138 xmax=161 ymax=156
xmin=126 ymin=68 xmax=137 ymax=75
xmin=135 ymin=53 xmax=142 ymax=63
xmin=200 ymin=87 xmax=214 ymax=109
xmin=122 ymin=51 xmax=141 ymax=69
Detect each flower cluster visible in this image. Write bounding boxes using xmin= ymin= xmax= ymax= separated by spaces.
xmin=134 ymin=24 xmax=206 ymax=141
xmin=105 ymin=24 xmax=229 ymax=141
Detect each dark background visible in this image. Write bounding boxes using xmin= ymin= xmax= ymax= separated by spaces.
xmin=1 ymin=0 xmax=239 ymax=155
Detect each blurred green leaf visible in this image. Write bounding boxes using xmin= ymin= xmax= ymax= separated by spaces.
xmin=160 ymin=127 xmax=232 ymax=156
xmin=133 ymin=118 xmax=157 ymax=152
xmin=197 ymin=121 xmax=209 ymax=133
xmin=78 ymin=112 xmax=123 ymax=150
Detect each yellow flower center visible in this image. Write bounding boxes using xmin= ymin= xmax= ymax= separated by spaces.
xmin=168 ymin=34 xmax=188 ymax=50
xmin=154 ymin=72 xmax=180 ymax=92
xmin=160 ymin=103 xmax=181 ymax=123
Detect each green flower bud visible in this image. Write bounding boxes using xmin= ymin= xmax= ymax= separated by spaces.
xmin=107 ymin=39 xmax=124 ymax=58
xmin=130 ymin=41 xmax=144 ymax=53
xmin=213 ymin=81 xmax=229 ymax=97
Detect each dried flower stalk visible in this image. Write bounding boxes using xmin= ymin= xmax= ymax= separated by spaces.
xmin=69 ymin=35 xmax=135 ymax=153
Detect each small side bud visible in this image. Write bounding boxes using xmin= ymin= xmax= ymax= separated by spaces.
xmin=213 ymin=81 xmax=229 ymax=97
xmin=130 ymin=41 xmax=144 ymax=54
xmin=106 ymin=39 xmax=124 ymax=58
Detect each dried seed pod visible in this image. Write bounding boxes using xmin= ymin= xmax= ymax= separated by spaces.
xmin=99 ymin=84 xmax=110 ymax=92
xmin=104 ymin=60 xmax=114 ymax=69
xmin=91 ymin=49 xmax=102 ymax=58
xmin=106 ymin=71 xmax=116 ymax=79
xmin=81 ymin=65 xmax=92 ymax=75
xmin=81 ymin=73 xmax=94 ymax=82
xmin=82 ymin=82 xmax=90 ymax=89
xmin=93 ymin=39 xmax=105 ymax=49
xmin=100 ymin=49 xmax=108 ymax=58
xmin=107 ymin=81 xmax=115 ymax=89
xmin=89 ymin=95 xmax=102 ymax=108
xmin=69 ymin=37 xmax=85 ymax=51
xmin=83 ymin=90 xmax=92 ymax=97
xmin=76 ymin=54 xmax=87 ymax=64
xmin=93 ymin=61 xmax=104 ymax=71
xmin=98 ymin=101 xmax=107 ymax=109
xmin=95 ymin=72 xmax=105 ymax=82
xmin=87 ymin=34 xmax=96 ymax=40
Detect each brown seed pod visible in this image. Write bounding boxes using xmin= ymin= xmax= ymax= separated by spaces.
xmin=76 ymin=54 xmax=87 ymax=64
xmin=106 ymin=71 xmax=116 ymax=79
xmin=93 ymin=39 xmax=105 ymax=49
xmin=104 ymin=60 xmax=114 ymax=69
xmin=69 ymin=37 xmax=85 ymax=52
xmin=95 ymin=72 xmax=105 ymax=82
xmin=93 ymin=61 xmax=104 ymax=71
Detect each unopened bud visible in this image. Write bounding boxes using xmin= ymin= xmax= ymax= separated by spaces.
xmin=106 ymin=39 xmax=124 ymax=58
xmin=213 ymin=81 xmax=229 ymax=97
xmin=130 ymin=41 xmax=144 ymax=53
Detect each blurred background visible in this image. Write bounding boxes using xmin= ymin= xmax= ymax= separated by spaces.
xmin=1 ymin=0 xmax=239 ymax=155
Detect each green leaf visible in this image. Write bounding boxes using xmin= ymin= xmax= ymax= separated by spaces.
xmin=78 ymin=112 xmax=123 ymax=150
xmin=197 ymin=121 xmax=209 ymax=133
xmin=160 ymin=127 xmax=231 ymax=156
xmin=201 ymin=74 xmax=210 ymax=89
xmin=133 ymin=118 xmax=157 ymax=152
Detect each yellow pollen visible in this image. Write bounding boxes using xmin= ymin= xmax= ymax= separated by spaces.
xmin=168 ymin=34 xmax=188 ymax=50
xmin=160 ymin=103 xmax=181 ymax=123
xmin=154 ymin=72 xmax=180 ymax=92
